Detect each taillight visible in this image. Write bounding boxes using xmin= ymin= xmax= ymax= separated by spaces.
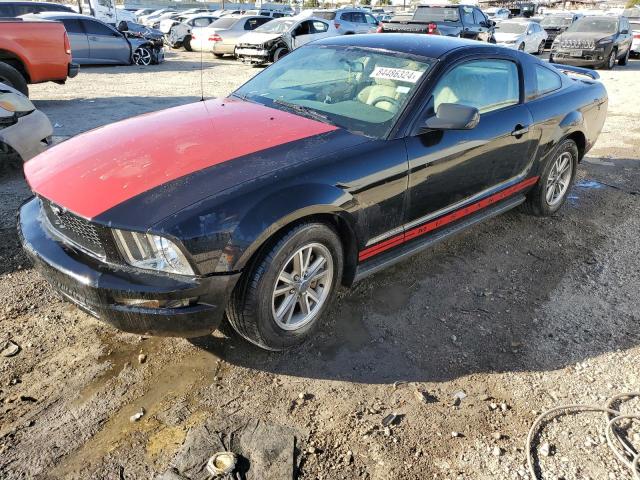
xmin=209 ymin=33 xmax=222 ymax=42
xmin=63 ymin=31 xmax=71 ymax=55
xmin=376 ymin=24 xmax=383 ymax=33
xmin=427 ymin=23 xmax=437 ymax=34
xmin=634 ymin=33 xmax=640 ymax=39
xmin=334 ymin=22 xmax=340 ymax=29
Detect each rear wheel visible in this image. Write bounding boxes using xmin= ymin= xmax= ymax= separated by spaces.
xmin=0 ymin=62 xmax=28 ymax=96
xmin=183 ymin=35 xmax=193 ymax=51
xmin=536 ymin=40 xmax=545 ymax=55
xmin=522 ymin=139 xmax=578 ymax=216
xmin=518 ymin=42 xmax=525 ymax=51
xmin=226 ymin=222 xmax=343 ymax=350
xmin=213 ymin=53 xmax=224 ymax=58
xmin=618 ymin=48 xmax=629 ymax=66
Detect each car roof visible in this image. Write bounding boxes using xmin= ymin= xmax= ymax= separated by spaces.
xmin=30 ymin=11 xmax=105 ymax=20
xmin=314 ymin=32 xmax=492 ymax=59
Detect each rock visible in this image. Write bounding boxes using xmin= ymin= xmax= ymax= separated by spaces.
xmin=451 ymin=431 xmax=462 ymax=438
xmin=414 ymin=389 xmax=436 ymax=404
xmin=381 ymin=413 xmax=399 ymax=427
xmin=492 ymin=432 xmax=503 ymax=440
xmin=479 ymin=394 xmax=491 ymax=401
xmin=345 ymin=450 xmax=353 ymax=463
xmin=492 ymin=446 xmax=502 ymax=457
xmin=1 ymin=340 xmax=20 ymax=357
xmin=130 ymin=408 xmax=145 ymax=422
xmin=138 ymin=353 xmax=147 ymax=364
xmin=500 ymin=403 xmax=508 ymax=412
xmin=307 ymin=446 xmax=317 ymax=455
xmin=540 ymin=442 xmax=552 ymax=457
xmin=489 ymin=402 xmax=499 ymax=411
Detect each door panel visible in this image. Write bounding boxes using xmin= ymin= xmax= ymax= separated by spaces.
xmin=60 ymin=19 xmax=90 ymax=63
xmin=82 ymin=19 xmax=130 ymax=64
xmin=405 ymin=58 xmax=535 ymax=225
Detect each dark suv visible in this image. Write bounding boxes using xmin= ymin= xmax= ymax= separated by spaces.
xmin=0 ymin=1 xmax=73 ymax=17
xmin=550 ymin=15 xmax=632 ymax=69
xmin=380 ymin=5 xmax=495 ymax=42
xmin=540 ymin=13 xmax=582 ymax=48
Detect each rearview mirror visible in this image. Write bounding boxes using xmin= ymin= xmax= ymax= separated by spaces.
xmin=424 ymin=103 xmax=480 ymax=131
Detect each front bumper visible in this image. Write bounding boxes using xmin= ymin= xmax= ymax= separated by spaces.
xmin=496 ymin=42 xmax=518 ymax=49
xmin=236 ymin=47 xmax=270 ymax=63
xmin=18 ymin=197 xmax=240 ymax=337
xmin=551 ymin=46 xmax=610 ymax=66
xmin=632 ymin=39 xmax=640 ymax=53
xmin=0 ymin=109 xmax=52 ymax=161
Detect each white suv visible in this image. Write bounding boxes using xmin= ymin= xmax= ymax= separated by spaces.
xmin=302 ymin=8 xmax=379 ymax=35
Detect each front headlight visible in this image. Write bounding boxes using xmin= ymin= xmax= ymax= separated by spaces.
xmin=597 ymin=37 xmax=613 ymax=45
xmin=113 ymin=229 xmax=195 ymax=275
xmin=0 ymin=88 xmax=35 ymax=115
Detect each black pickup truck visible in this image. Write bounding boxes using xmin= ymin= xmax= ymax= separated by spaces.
xmin=379 ymin=4 xmax=495 ymax=42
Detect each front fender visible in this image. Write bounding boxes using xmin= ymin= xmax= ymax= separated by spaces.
xmin=223 ymin=183 xmax=355 ymax=272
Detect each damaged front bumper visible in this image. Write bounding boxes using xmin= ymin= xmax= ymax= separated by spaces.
xmin=235 ymin=47 xmax=270 ymax=64
xmin=18 ymin=197 xmax=240 ymax=337
xmin=0 ymin=109 xmax=52 ymax=162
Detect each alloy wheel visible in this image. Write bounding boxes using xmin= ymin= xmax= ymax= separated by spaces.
xmin=545 ymin=152 xmax=573 ymax=206
xmin=133 ymin=47 xmax=152 ymax=66
xmin=271 ymin=242 xmax=334 ymax=331
xmin=538 ymin=41 xmax=545 ymax=54
xmin=518 ymin=43 xmax=525 ymax=51
xmin=608 ymin=50 xmax=616 ymax=69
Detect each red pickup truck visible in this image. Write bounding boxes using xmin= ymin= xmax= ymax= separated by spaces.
xmin=0 ymin=18 xmax=79 ymax=95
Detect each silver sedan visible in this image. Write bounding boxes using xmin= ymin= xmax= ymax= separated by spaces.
xmin=190 ymin=15 xmax=272 ymax=57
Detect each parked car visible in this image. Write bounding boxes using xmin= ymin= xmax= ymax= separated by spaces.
xmin=190 ymin=15 xmax=272 ymax=55
xmin=148 ymin=11 xmax=180 ymax=30
xmin=539 ymin=13 xmax=582 ymax=48
xmin=138 ymin=8 xmax=175 ymax=26
xmin=550 ymin=15 xmax=632 ymax=69
xmin=19 ymin=34 xmax=607 ymax=350
xmin=24 ymin=13 xmax=164 ymax=66
xmin=631 ymin=18 xmax=640 ymax=57
xmin=134 ymin=8 xmax=155 ymax=19
xmin=485 ymin=7 xmax=511 ymax=20
xmin=243 ymin=7 xmax=293 ymax=18
xmin=165 ymin=13 xmax=220 ymax=50
xmin=379 ymin=5 xmax=496 ymax=43
xmin=301 ymin=8 xmax=379 ymax=35
xmin=494 ymin=20 xmax=547 ymax=54
xmin=0 ymin=1 xmax=73 ymax=16
xmin=236 ymin=16 xmax=338 ymax=64
xmin=0 ymin=17 xmax=78 ymax=95
xmin=0 ymin=82 xmax=52 ymax=166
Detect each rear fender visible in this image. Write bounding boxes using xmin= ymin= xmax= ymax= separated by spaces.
xmin=227 ymin=183 xmax=356 ymax=272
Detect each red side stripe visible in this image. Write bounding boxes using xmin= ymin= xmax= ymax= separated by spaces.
xmin=358 ymin=176 xmax=539 ymax=262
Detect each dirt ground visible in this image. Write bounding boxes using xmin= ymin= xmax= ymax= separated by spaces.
xmin=1 ymin=50 xmax=639 ymax=480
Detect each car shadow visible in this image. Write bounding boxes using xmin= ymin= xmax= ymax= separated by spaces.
xmin=190 ymin=157 xmax=640 ymax=384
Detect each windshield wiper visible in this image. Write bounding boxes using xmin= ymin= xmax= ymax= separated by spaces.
xmin=272 ymin=99 xmax=334 ymax=125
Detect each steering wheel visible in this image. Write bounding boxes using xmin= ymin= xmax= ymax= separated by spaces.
xmin=372 ymin=96 xmax=400 ymax=109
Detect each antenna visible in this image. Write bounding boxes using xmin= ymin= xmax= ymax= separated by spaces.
xmin=200 ymin=35 xmax=204 ymax=101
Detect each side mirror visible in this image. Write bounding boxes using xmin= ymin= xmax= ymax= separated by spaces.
xmin=116 ymin=20 xmax=127 ymax=32
xmin=621 ymin=29 xmax=629 ymax=34
xmin=424 ymin=103 xmax=480 ymax=131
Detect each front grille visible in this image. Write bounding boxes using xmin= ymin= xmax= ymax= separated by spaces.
xmin=42 ymin=199 xmax=106 ymax=258
xmin=560 ymin=39 xmax=595 ymax=49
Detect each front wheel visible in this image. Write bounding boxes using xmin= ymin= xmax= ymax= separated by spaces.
xmin=272 ymin=47 xmax=289 ymax=63
xmin=522 ymin=139 xmax=578 ymax=216
xmin=518 ymin=42 xmax=525 ymax=51
xmin=133 ymin=47 xmax=152 ymax=66
xmin=603 ymin=48 xmax=617 ymax=70
xmin=183 ymin=36 xmax=193 ymax=51
xmin=213 ymin=53 xmax=224 ymax=58
xmin=226 ymin=223 xmax=344 ymax=350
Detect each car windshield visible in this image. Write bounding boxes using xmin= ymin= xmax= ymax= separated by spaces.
xmin=540 ymin=16 xmax=573 ymax=27
xmin=255 ymin=18 xmax=295 ymax=33
xmin=233 ymin=45 xmax=433 ymax=139
xmin=566 ymin=17 xmax=617 ymax=33
xmin=413 ymin=6 xmax=460 ymax=22
xmin=495 ymin=22 xmax=526 ymax=33
xmin=209 ymin=17 xmax=237 ymax=29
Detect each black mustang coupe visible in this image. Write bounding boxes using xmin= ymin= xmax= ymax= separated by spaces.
xmin=19 ymin=34 xmax=608 ymax=350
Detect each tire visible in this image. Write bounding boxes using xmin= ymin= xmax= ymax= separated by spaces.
xmin=226 ymin=222 xmax=344 ymax=351
xmin=603 ymin=48 xmax=617 ymax=70
xmin=618 ymin=48 xmax=629 ymax=66
xmin=0 ymin=62 xmax=28 ymax=96
xmin=213 ymin=53 xmax=224 ymax=58
xmin=518 ymin=42 xmax=525 ymax=51
xmin=272 ymin=47 xmax=289 ymax=63
xmin=536 ymin=40 xmax=545 ymax=55
xmin=183 ymin=36 xmax=193 ymax=51
xmin=549 ymin=53 xmax=555 ymax=63
xmin=133 ymin=47 xmax=152 ymax=66
xmin=522 ymin=139 xmax=578 ymax=216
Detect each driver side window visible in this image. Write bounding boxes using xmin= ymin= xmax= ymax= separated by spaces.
xmin=294 ymin=21 xmax=312 ymax=36
xmin=432 ymin=59 xmax=520 ymax=114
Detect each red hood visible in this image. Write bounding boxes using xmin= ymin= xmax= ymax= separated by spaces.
xmin=24 ymin=98 xmax=337 ymax=219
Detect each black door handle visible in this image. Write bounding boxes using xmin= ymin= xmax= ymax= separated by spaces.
xmin=511 ymin=124 xmax=529 ymax=137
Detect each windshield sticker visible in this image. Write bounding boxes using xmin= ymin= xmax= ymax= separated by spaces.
xmin=396 ymin=86 xmax=410 ymax=94
xmin=370 ymin=67 xmax=424 ymax=84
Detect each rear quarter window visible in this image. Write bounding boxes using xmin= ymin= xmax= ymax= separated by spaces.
xmin=0 ymin=4 xmax=14 ymax=16
xmin=535 ymin=65 xmax=562 ymax=96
